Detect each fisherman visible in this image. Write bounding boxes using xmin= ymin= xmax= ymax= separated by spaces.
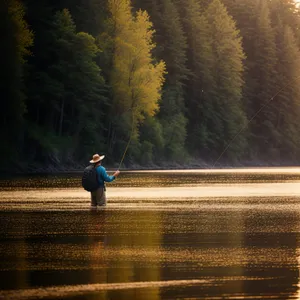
xmin=88 ymin=153 xmax=120 ymax=208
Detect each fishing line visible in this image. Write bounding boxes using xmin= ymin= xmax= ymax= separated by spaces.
xmin=118 ymin=111 xmax=135 ymax=170
xmin=213 ymin=75 xmax=300 ymax=168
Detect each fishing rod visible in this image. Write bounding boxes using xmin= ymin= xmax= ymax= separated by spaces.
xmin=213 ymin=75 xmax=300 ymax=168
xmin=118 ymin=109 xmax=135 ymax=170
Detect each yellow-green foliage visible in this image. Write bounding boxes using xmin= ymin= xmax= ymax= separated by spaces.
xmin=8 ymin=0 xmax=33 ymax=63
xmin=109 ymin=0 xmax=166 ymax=123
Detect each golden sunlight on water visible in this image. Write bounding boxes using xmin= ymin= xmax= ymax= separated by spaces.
xmin=2 ymin=183 xmax=300 ymax=211
xmin=1 ymin=168 xmax=300 ymax=211
xmin=1 ymin=168 xmax=300 ymax=299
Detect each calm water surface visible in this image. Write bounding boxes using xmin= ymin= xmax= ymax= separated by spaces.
xmin=1 ymin=168 xmax=300 ymax=299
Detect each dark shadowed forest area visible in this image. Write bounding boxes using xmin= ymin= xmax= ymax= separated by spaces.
xmin=1 ymin=0 xmax=300 ymax=173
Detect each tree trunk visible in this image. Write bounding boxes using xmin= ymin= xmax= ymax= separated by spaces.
xmin=59 ymin=97 xmax=65 ymax=136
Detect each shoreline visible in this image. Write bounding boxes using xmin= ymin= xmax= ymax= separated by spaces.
xmin=1 ymin=160 xmax=300 ymax=177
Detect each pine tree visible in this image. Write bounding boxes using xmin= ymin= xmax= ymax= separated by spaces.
xmin=64 ymin=0 xmax=107 ymax=36
xmin=175 ymin=0 xmax=215 ymax=156
xmin=269 ymin=0 xmax=300 ymax=45
xmin=223 ymin=0 xmax=279 ymax=161
xmin=267 ymin=1 xmax=300 ymax=162
xmin=139 ymin=116 xmax=165 ymax=164
xmin=0 ymin=0 xmax=33 ymax=169
xmin=247 ymin=0 xmax=278 ymax=160
xmin=157 ymin=0 xmax=189 ymax=160
xmin=273 ymin=25 xmax=300 ymax=162
xmin=204 ymin=0 xmax=246 ymax=161
xmin=25 ymin=9 xmax=107 ymax=164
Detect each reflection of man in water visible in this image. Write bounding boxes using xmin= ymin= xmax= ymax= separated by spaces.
xmin=89 ymin=154 xmax=120 ymax=208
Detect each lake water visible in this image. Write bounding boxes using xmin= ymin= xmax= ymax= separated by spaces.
xmin=1 ymin=168 xmax=300 ymax=299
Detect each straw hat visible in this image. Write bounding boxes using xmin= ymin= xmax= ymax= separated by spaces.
xmin=90 ymin=154 xmax=105 ymax=164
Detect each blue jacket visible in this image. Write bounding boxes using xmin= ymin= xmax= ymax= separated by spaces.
xmin=96 ymin=165 xmax=115 ymax=187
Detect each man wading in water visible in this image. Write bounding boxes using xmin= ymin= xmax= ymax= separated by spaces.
xmin=83 ymin=154 xmax=120 ymax=208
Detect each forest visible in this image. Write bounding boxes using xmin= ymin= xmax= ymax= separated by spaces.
xmin=1 ymin=0 xmax=300 ymax=172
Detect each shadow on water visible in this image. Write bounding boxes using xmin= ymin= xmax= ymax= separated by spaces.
xmin=1 ymin=168 xmax=300 ymax=299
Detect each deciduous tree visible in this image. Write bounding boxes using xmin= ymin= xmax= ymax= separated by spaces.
xmin=107 ymin=0 xmax=165 ymax=161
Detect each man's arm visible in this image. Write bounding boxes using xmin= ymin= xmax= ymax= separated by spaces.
xmin=101 ymin=167 xmax=120 ymax=182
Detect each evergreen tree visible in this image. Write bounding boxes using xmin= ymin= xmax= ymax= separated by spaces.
xmin=62 ymin=0 xmax=111 ymax=74
xmin=269 ymin=0 xmax=300 ymax=45
xmin=139 ymin=116 xmax=165 ymax=165
xmin=244 ymin=0 xmax=278 ymax=160
xmin=0 ymin=0 xmax=33 ymax=169
xmin=156 ymin=0 xmax=189 ymax=160
xmin=273 ymin=25 xmax=300 ymax=162
xmin=204 ymin=0 xmax=246 ymax=161
xmin=25 ymin=9 xmax=107 ymax=164
xmin=251 ymin=0 xmax=278 ymax=157
xmin=175 ymin=0 xmax=215 ymax=157
xmin=223 ymin=0 xmax=279 ymax=161
xmin=267 ymin=1 xmax=300 ymax=162
xmin=63 ymin=0 xmax=107 ymax=36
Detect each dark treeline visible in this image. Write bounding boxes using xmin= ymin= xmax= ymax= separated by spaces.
xmin=1 ymin=0 xmax=300 ymax=172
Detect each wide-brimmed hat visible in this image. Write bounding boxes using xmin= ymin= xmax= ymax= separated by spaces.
xmin=90 ymin=154 xmax=105 ymax=164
